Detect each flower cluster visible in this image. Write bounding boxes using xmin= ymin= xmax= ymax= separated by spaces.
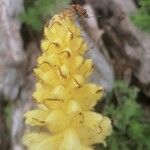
xmin=23 ymin=8 xmax=112 ymax=150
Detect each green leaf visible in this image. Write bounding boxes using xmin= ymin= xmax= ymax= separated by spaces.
xmin=21 ymin=0 xmax=69 ymax=31
xmin=131 ymin=0 xmax=150 ymax=32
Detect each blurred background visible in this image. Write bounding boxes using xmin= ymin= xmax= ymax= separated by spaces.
xmin=0 ymin=0 xmax=150 ymax=150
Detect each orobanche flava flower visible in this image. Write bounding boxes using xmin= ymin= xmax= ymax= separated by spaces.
xmin=23 ymin=5 xmax=112 ymax=150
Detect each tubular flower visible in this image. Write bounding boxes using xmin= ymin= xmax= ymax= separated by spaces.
xmin=23 ymin=7 xmax=112 ymax=150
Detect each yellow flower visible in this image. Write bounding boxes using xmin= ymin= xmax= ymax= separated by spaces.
xmin=23 ymin=5 xmax=112 ymax=150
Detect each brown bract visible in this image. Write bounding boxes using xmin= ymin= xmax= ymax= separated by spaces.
xmin=63 ymin=4 xmax=89 ymax=19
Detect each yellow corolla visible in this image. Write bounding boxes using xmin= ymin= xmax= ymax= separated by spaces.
xmin=23 ymin=6 xmax=112 ymax=150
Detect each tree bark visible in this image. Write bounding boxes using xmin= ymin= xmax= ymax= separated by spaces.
xmin=0 ymin=0 xmax=30 ymax=149
xmin=84 ymin=0 xmax=150 ymax=96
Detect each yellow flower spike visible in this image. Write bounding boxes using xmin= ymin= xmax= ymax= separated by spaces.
xmin=60 ymin=65 xmax=70 ymax=77
xmin=80 ymin=59 xmax=93 ymax=77
xmin=25 ymin=134 xmax=63 ymax=150
xmin=33 ymin=88 xmax=52 ymax=102
xmin=70 ymin=74 xmax=85 ymax=88
xmin=72 ymin=56 xmax=84 ymax=71
xmin=44 ymin=54 xmax=61 ymax=66
xmin=36 ymin=136 xmax=62 ymax=150
xmin=46 ymin=110 xmax=70 ymax=133
xmin=23 ymin=4 xmax=112 ymax=150
xmin=60 ymin=128 xmax=81 ymax=150
xmin=67 ymin=100 xmax=82 ymax=114
xmin=23 ymin=133 xmax=50 ymax=150
xmin=35 ymin=82 xmax=43 ymax=90
xmin=51 ymin=85 xmax=66 ymax=100
xmin=81 ymin=147 xmax=94 ymax=150
xmin=40 ymin=70 xmax=59 ymax=86
xmin=24 ymin=109 xmax=49 ymax=126
xmin=41 ymin=39 xmax=49 ymax=52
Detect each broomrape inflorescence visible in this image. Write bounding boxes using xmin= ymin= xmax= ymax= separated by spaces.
xmin=23 ymin=5 xmax=112 ymax=150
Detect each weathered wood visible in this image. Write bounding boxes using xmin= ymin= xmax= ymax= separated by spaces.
xmin=84 ymin=0 xmax=150 ymax=96
xmin=0 ymin=0 xmax=29 ymax=149
xmin=0 ymin=0 xmax=26 ymax=63
xmin=0 ymin=102 xmax=10 ymax=150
